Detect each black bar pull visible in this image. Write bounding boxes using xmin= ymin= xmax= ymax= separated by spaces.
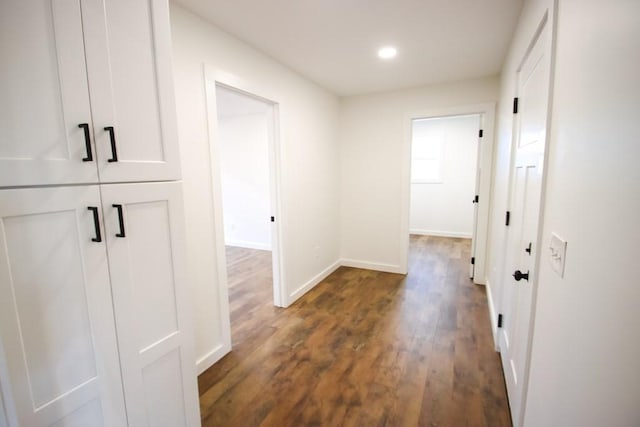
xmin=79 ymin=123 xmax=93 ymax=162
xmin=104 ymin=126 xmax=118 ymax=162
xmin=88 ymin=207 xmax=102 ymax=242
xmin=113 ymin=204 xmax=126 ymax=237
xmin=525 ymin=242 xmax=532 ymax=254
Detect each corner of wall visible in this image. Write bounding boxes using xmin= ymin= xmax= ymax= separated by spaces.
xmin=287 ymin=259 xmax=342 ymax=306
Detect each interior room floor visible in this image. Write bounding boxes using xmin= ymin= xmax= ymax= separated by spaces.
xmin=198 ymin=236 xmax=511 ymax=426
xmin=225 ymin=245 xmax=274 ymax=328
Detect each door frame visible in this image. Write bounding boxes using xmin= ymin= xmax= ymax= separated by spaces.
xmin=401 ymin=103 xmax=496 ymax=283
xmin=203 ymin=66 xmax=286 ymax=363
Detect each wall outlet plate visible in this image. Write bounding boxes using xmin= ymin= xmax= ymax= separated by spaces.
xmin=549 ymin=232 xmax=567 ymax=278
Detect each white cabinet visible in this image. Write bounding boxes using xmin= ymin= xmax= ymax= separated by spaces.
xmin=0 ymin=186 xmax=127 ymax=426
xmin=0 ymin=0 xmax=98 ymax=186
xmin=0 ymin=0 xmax=181 ymax=187
xmin=1 ymin=1 xmax=196 ymax=425
xmin=0 ymin=183 xmax=200 ymax=426
xmin=100 ymin=182 xmax=199 ymax=427
xmin=83 ymin=0 xmax=181 ymax=183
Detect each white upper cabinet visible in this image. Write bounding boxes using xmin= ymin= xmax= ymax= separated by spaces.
xmin=0 ymin=0 xmax=99 ymax=186
xmin=83 ymin=0 xmax=181 ymax=183
xmin=0 ymin=0 xmax=181 ymax=188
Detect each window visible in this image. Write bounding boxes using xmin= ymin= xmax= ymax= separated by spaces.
xmin=411 ymin=119 xmax=444 ymax=183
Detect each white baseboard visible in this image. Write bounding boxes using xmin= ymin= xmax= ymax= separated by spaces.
xmin=340 ymin=258 xmax=406 ymax=274
xmin=196 ymin=343 xmax=230 ymax=375
xmin=410 ymin=229 xmax=472 ymax=239
xmin=485 ymin=279 xmax=500 ymax=351
xmin=288 ymin=260 xmax=341 ymax=305
xmin=225 ymin=239 xmax=271 ymax=251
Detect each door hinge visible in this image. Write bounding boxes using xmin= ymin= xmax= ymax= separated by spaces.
xmin=497 ymin=314 xmax=503 ymax=328
xmin=513 ymin=97 xmax=519 ymax=114
xmin=478 ymin=129 xmax=484 ymax=138
xmin=505 ymin=211 xmax=511 ymax=226
xmin=471 ymin=257 xmax=475 ymax=265
xmin=270 ymin=216 xmax=275 ymax=222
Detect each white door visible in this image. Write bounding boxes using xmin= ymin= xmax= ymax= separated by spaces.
xmin=0 ymin=0 xmax=99 ymax=187
xmin=100 ymin=182 xmax=200 ymax=426
xmin=82 ymin=0 xmax=181 ymax=183
xmin=0 ymin=186 xmax=127 ymax=426
xmin=499 ymin=17 xmax=552 ymax=426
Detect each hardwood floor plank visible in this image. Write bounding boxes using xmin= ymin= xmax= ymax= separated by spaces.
xmin=199 ymin=236 xmax=512 ymax=426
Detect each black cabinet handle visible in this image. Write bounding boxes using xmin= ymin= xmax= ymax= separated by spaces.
xmin=513 ymin=270 xmax=529 ymax=282
xmin=79 ymin=123 xmax=93 ymax=162
xmin=104 ymin=126 xmax=118 ymax=162
xmin=88 ymin=207 xmax=102 ymax=242
xmin=112 ymin=204 xmax=126 ymax=237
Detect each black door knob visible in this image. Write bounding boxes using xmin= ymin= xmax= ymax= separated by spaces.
xmin=513 ymin=270 xmax=529 ymax=281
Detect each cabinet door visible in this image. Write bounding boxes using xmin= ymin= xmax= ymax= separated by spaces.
xmin=0 ymin=0 xmax=99 ymax=186
xmin=82 ymin=0 xmax=181 ymax=183
xmin=0 ymin=186 xmax=127 ymax=426
xmin=100 ymin=182 xmax=200 ymax=426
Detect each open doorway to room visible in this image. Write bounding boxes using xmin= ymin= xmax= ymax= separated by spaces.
xmin=402 ymin=104 xmax=495 ymax=284
xmin=410 ymin=114 xmax=480 ymax=277
xmin=207 ymin=81 xmax=284 ymax=352
xmin=410 ymin=114 xmax=480 ymax=238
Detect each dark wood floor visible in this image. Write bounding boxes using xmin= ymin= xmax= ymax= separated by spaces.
xmin=199 ymin=236 xmax=511 ymax=426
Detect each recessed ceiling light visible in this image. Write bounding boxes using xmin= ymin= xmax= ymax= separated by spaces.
xmin=378 ymin=46 xmax=397 ymax=59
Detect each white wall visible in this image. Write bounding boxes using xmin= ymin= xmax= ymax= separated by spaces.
xmin=339 ymin=77 xmax=499 ymax=272
xmin=170 ymin=3 xmax=341 ymax=371
xmin=410 ymin=115 xmax=479 ymax=238
xmin=217 ymin=88 xmax=271 ymax=250
xmin=487 ymin=0 xmax=640 ymax=425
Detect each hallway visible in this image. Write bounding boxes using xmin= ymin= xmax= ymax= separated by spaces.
xmin=198 ymin=236 xmax=511 ymax=426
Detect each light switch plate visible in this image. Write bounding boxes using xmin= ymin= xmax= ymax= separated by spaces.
xmin=549 ymin=232 xmax=567 ymax=277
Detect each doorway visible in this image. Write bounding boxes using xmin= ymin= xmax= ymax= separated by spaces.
xmin=402 ymin=104 xmax=495 ymax=284
xmin=409 ymin=114 xmax=480 ymax=238
xmin=215 ymin=85 xmax=278 ymax=341
xmin=204 ymin=75 xmax=285 ymax=361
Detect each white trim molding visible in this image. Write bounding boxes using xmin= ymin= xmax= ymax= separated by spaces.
xmin=410 ymin=229 xmax=472 ymax=239
xmin=288 ymin=260 xmax=341 ymax=305
xmin=225 ymin=240 xmax=272 ymax=251
xmin=340 ymin=259 xmax=406 ymax=275
xmin=196 ymin=343 xmax=230 ymax=375
xmin=485 ymin=279 xmax=500 ymax=351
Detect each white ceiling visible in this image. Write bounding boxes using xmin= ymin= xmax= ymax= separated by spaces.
xmin=174 ymin=0 xmax=524 ymax=96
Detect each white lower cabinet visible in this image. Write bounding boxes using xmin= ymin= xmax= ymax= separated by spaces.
xmin=0 ymin=185 xmax=127 ymax=426
xmin=100 ymin=182 xmax=200 ymax=427
xmin=0 ymin=183 xmax=200 ymax=426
